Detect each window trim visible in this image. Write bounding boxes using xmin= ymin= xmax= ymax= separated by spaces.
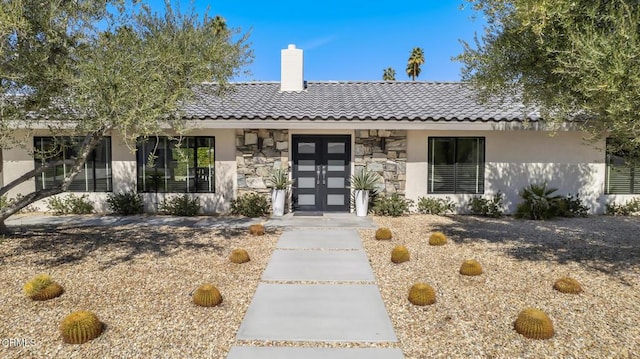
xmin=33 ymin=136 xmax=113 ymax=192
xmin=427 ymin=136 xmax=485 ymax=194
xmin=605 ymin=138 xmax=640 ymax=194
xmin=136 ymin=136 xmax=215 ymax=194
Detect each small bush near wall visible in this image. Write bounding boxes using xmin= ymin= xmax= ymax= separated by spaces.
xmin=468 ymin=192 xmax=504 ymax=218
xmin=0 ymin=194 xmax=38 ymax=213
xmin=372 ymin=194 xmax=413 ymax=217
xmin=159 ymin=195 xmax=200 ymax=216
xmin=416 ymin=196 xmax=454 ymax=215
xmin=106 ymin=191 xmax=144 ymax=215
xmin=230 ymin=193 xmax=269 ymax=218
xmin=515 ymin=183 xmax=562 ymax=220
xmin=606 ymin=198 xmax=640 ymax=216
xmin=47 ymin=194 xmax=94 ymax=215
xmin=556 ymin=194 xmax=589 ymax=218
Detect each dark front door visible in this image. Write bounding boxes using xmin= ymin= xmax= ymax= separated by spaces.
xmin=292 ymin=135 xmax=351 ymax=212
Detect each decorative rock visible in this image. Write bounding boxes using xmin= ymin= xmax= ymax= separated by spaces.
xmin=276 ymin=141 xmax=288 ymax=151
xmin=378 ymin=130 xmax=392 ymax=137
xmin=245 ymin=177 xmax=267 ymax=189
xmin=355 ymin=144 xmax=367 ymax=156
xmin=366 ymin=162 xmax=384 ymax=172
xmin=262 ymin=138 xmax=274 ymax=147
xmin=257 ymin=129 xmax=270 ymax=138
xmin=245 ymin=133 xmax=258 ymax=145
xmin=358 ymin=130 xmax=369 ymax=138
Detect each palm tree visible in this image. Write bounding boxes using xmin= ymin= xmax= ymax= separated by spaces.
xmin=406 ymin=47 xmax=425 ymax=81
xmin=382 ymin=67 xmax=396 ymax=81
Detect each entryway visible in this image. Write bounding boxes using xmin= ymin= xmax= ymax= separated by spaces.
xmin=292 ymin=135 xmax=351 ymax=213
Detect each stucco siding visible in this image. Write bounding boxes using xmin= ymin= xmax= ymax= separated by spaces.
xmin=406 ymin=129 xmax=608 ymax=214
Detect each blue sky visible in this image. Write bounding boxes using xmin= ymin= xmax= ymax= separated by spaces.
xmin=148 ymin=1 xmax=485 ymax=82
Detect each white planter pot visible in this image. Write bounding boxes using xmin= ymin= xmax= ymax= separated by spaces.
xmin=271 ymin=189 xmax=286 ymax=217
xmin=354 ymin=190 xmax=370 ymax=217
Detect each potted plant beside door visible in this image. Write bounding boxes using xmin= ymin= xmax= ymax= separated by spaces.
xmin=268 ymin=168 xmax=293 ymax=217
xmin=350 ymin=168 xmax=381 ymax=217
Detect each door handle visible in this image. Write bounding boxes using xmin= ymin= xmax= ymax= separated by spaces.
xmin=316 ymin=165 xmax=321 ymax=185
xmin=322 ymin=165 xmax=327 ymax=185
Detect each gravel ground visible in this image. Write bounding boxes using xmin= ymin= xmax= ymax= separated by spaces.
xmin=1 ymin=215 xmax=639 ymax=358
xmin=360 ymin=215 xmax=640 ymax=359
xmin=0 ymin=224 xmax=279 ymax=359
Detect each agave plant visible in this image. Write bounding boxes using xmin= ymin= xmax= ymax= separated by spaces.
xmin=349 ymin=168 xmax=381 ymax=191
xmin=267 ymin=168 xmax=293 ymax=190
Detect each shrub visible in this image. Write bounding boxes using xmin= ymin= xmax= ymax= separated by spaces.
xmin=606 ymin=198 xmax=640 ymax=216
xmin=428 ymin=231 xmax=447 ymax=246
xmin=416 ymin=196 xmax=455 ymax=215
xmin=514 ymin=308 xmax=554 ymax=340
xmin=192 ymin=283 xmax=223 ymax=307
xmin=106 ymin=191 xmax=144 ymax=215
xmin=60 ymin=311 xmax=103 ymax=344
xmin=158 ymin=195 xmax=200 ymax=216
xmin=375 ymin=227 xmax=393 ymax=240
xmin=468 ymin=191 xmax=504 ymax=218
xmin=408 ymin=282 xmax=436 ymax=306
xmin=556 ymin=193 xmax=589 ymax=218
xmin=371 ymin=193 xmax=413 ymax=217
xmin=230 ymin=193 xmax=270 ymax=218
xmin=1 ymin=194 xmax=38 ymax=214
xmin=514 ymin=183 xmax=562 ymax=220
xmin=47 ymin=194 xmax=94 ymax=215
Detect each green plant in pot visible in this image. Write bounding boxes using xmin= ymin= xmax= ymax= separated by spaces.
xmin=350 ymin=168 xmax=381 ymax=216
xmin=268 ymin=168 xmax=293 ymax=216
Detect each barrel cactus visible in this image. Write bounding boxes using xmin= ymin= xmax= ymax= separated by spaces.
xmin=60 ymin=311 xmax=103 ymax=344
xmin=375 ymin=227 xmax=393 ymax=240
xmin=23 ymin=274 xmax=64 ymax=301
xmin=408 ymin=282 xmax=436 ymax=306
xmin=459 ymin=259 xmax=483 ymax=276
xmin=249 ymin=224 xmax=265 ymax=236
xmin=514 ymin=308 xmax=554 ymax=339
xmin=553 ymin=277 xmax=582 ymax=294
xmin=230 ymin=249 xmax=250 ymax=264
xmin=193 ymin=283 xmax=223 ymax=307
xmin=428 ymin=232 xmax=447 ymax=246
xmin=391 ymin=245 xmax=410 ymax=264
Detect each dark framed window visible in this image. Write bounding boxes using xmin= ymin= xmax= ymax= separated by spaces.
xmin=428 ymin=137 xmax=485 ymax=194
xmin=605 ymin=138 xmax=640 ymax=194
xmin=34 ymin=137 xmax=112 ymax=192
xmin=136 ymin=136 xmax=215 ymax=193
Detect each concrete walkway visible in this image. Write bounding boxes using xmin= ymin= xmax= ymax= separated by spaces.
xmin=227 ymin=229 xmax=403 ymax=358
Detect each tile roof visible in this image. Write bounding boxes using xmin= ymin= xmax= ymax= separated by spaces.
xmin=182 ymin=81 xmax=540 ymax=122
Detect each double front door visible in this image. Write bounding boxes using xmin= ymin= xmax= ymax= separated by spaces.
xmin=292 ymin=135 xmax=351 ymax=212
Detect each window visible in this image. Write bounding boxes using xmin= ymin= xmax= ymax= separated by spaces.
xmin=428 ymin=137 xmax=485 ymax=194
xmin=605 ymin=138 xmax=640 ymax=194
xmin=34 ymin=137 xmax=112 ymax=192
xmin=136 ymin=136 xmax=215 ymax=193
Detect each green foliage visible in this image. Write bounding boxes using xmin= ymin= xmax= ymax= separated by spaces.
xmin=267 ymin=168 xmax=293 ymax=190
xmin=406 ymin=47 xmax=425 ymax=81
xmin=47 ymin=194 xmax=94 ymax=215
xmin=371 ymin=194 xmax=413 ymax=217
xmin=514 ymin=183 xmax=562 ymax=220
xmin=230 ymin=193 xmax=269 ymax=218
xmin=468 ymin=191 xmax=504 ymax=218
xmin=416 ymin=196 xmax=455 ymax=215
xmin=556 ymin=193 xmax=589 ymax=218
xmin=458 ymin=0 xmax=640 ymax=150
xmin=606 ymin=198 xmax=640 ymax=216
xmin=0 ymin=1 xmax=251 ymax=222
xmin=382 ymin=67 xmax=396 ymax=81
xmin=350 ymin=168 xmax=381 ymax=190
xmin=106 ymin=191 xmax=144 ymax=215
xmin=159 ymin=195 xmax=200 ymax=216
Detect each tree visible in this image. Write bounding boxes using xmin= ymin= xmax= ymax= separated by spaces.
xmin=382 ymin=67 xmax=396 ymax=81
xmin=0 ymin=0 xmax=251 ymax=232
xmin=406 ymin=47 xmax=424 ymax=81
xmin=457 ymin=0 xmax=640 ymax=151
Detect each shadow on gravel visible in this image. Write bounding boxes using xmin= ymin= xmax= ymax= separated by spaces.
xmin=0 ymin=224 xmax=254 ymax=269
xmin=436 ymin=215 xmax=640 ymax=285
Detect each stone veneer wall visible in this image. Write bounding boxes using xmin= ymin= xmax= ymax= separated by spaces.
xmin=354 ymin=130 xmax=407 ymax=196
xmin=236 ymin=129 xmax=289 ymax=198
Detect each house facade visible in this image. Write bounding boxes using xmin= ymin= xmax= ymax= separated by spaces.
xmin=1 ymin=45 xmax=637 ymax=214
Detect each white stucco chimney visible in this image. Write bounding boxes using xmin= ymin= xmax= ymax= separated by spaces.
xmin=280 ymin=44 xmax=304 ymax=92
